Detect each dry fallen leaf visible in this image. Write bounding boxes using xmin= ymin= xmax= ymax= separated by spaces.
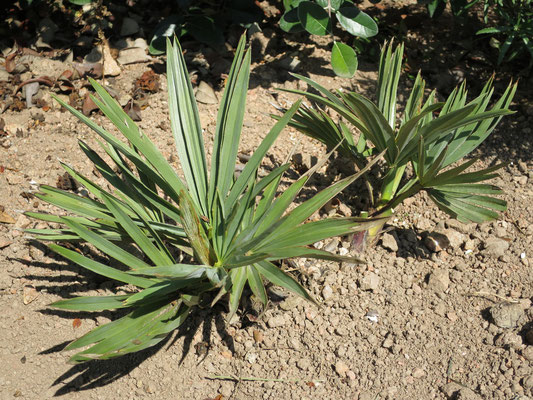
xmin=0 ymin=208 xmax=16 ymax=224
xmin=135 ymin=70 xmax=160 ymax=93
xmin=82 ymin=93 xmax=99 ymax=116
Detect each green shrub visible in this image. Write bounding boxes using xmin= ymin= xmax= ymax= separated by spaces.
xmin=27 ymin=35 xmax=380 ymax=363
xmin=280 ymin=0 xmax=379 ymax=77
xmin=280 ymin=41 xmax=516 ymax=243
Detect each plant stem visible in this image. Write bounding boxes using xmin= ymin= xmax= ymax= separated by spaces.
xmin=377 ymin=165 xmax=406 ymax=210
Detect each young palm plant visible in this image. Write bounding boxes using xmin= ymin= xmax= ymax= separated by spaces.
xmin=27 ymin=35 xmax=381 ymax=363
xmin=281 ymin=41 xmax=517 ymax=245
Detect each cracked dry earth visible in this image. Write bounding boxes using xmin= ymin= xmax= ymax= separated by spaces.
xmin=1 ymin=28 xmax=533 ymax=400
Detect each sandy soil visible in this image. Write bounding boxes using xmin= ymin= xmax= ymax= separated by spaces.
xmin=0 ymin=1 xmax=532 ymax=399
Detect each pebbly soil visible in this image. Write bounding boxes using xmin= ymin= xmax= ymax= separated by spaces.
xmin=0 ymin=1 xmax=532 ymax=399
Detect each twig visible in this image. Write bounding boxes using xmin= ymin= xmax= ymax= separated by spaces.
xmin=467 ymin=291 xmax=520 ymax=304
xmin=206 ymin=375 xmax=324 ymax=384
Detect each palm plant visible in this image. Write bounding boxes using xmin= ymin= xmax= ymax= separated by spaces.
xmin=280 ymin=41 xmax=517 ymax=244
xmin=27 ymin=35 xmax=380 ymax=363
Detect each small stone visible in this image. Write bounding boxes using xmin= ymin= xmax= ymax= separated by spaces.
xmin=523 ymin=375 xmax=533 ymax=392
xmin=446 ymin=312 xmax=458 ymax=322
xmin=267 ymin=314 xmax=286 ymax=328
xmin=195 ymin=81 xmax=218 ymax=104
xmin=296 ymin=358 xmax=311 ymax=371
xmin=359 ymin=272 xmax=380 ymax=291
xmin=359 ymin=392 xmax=374 ymax=400
xmin=280 ymin=295 xmax=302 ymax=310
xmin=427 ymin=269 xmax=450 ymax=292
xmin=522 ymin=346 xmax=533 ymax=363
xmin=489 ymin=302 xmax=525 ymax=329
xmin=121 ymin=17 xmax=140 ymax=36
xmin=117 ymin=47 xmax=151 ymax=65
xmin=456 ymin=387 xmax=482 ymax=400
xmin=220 ymin=350 xmax=232 ymax=359
xmin=292 ymin=153 xmax=312 ymax=172
xmin=444 ymin=229 xmax=466 ymax=248
xmin=365 ymin=309 xmax=379 ymax=323
xmin=483 ymin=237 xmax=510 ymax=257
xmin=23 ymin=286 xmax=39 ymax=305
xmin=322 ymin=285 xmax=333 ymax=300
xmin=245 ymin=352 xmax=258 ymax=364
xmin=382 ymin=335 xmax=394 ymax=348
xmin=381 ymin=232 xmax=399 ymax=252
xmin=279 ymin=57 xmax=301 ymax=72
xmin=494 ymin=331 xmax=523 ymax=349
xmin=514 ymin=175 xmax=528 ymax=186
xmin=412 ymin=368 xmax=425 ymax=378
xmin=14 ymin=215 xmax=32 ymax=230
xmin=335 ymin=360 xmax=349 ymax=377
xmin=525 ymin=328 xmax=533 ymax=345
xmin=346 ymin=370 xmax=356 ymax=380
xmin=424 ymin=232 xmax=450 ymax=252
xmin=253 ymin=329 xmax=263 ymax=344
xmin=442 ymin=382 xmax=463 ymax=397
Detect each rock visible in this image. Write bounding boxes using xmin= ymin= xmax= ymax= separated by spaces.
xmin=524 ymin=346 xmax=533 ymax=361
xmin=252 ymin=329 xmax=263 ymax=343
xmin=445 ymin=218 xmax=473 ymax=234
xmin=412 ymin=368 xmax=425 ymax=378
xmin=84 ymin=47 xmax=102 ymax=63
xmin=23 ymin=286 xmax=39 ymax=305
xmin=280 ymin=295 xmax=303 ymax=310
xmin=456 ymin=387 xmax=482 ymax=400
xmin=359 ymin=392 xmax=375 ymax=400
xmin=133 ymin=38 xmax=149 ymax=51
xmin=279 ymin=56 xmax=301 ymax=72
xmin=37 ymin=18 xmax=58 ymax=48
xmin=489 ymin=302 xmax=524 ymax=329
xmin=121 ymin=17 xmax=140 ymax=36
xmin=14 ymin=214 xmax=32 ymax=230
xmin=424 ymin=231 xmax=450 ymax=252
xmin=381 ymin=232 xmax=399 ymax=252
xmin=292 ymin=152 xmax=313 ymax=172
xmin=245 ymin=352 xmax=257 ymax=364
xmin=523 ymin=375 xmax=533 ymax=392
xmin=483 ymin=237 xmax=510 ymax=257
xmin=296 ymin=358 xmax=311 ymax=371
xmin=427 ymin=269 xmax=450 ymax=292
xmin=359 ymin=272 xmax=380 ymax=291
xmin=444 ymin=229 xmax=466 ymax=248
xmin=195 ymin=81 xmax=218 ymax=105
xmin=0 ymin=68 xmax=9 ymax=81
xmin=494 ymin=331 xmax=523 ymax=349
xmin=442 ymin=382 xmax=463 ymax=398
xmin=322 ymin=285 xmax=333 ymax=300
xmin=267 ymin=314 xmax=286 ymax=328
xmin=525 ymin=328 xmax=533 ymax=345
xmin=117 ymin=47 xmax=151 ymax=65
xmin=334 ymin=360 xmax=349 ymax=377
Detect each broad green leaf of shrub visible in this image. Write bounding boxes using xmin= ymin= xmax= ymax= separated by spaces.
xmin=280 ymin=7 xmax=305 ymax=33
xmin=298 ymin=1 xmax=332 ymax=36
xmin=149 ymin=15 xmax=184 ymax=55
xmin=336 ymin=6 xmax=378 ymax=38
xmin=316 ymin=0 xmax=344 ymax=11
xmin=185 ymin=16 xmax=224 ymax=49
xmin=331 ymin=42 xmax=358 ymax=78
